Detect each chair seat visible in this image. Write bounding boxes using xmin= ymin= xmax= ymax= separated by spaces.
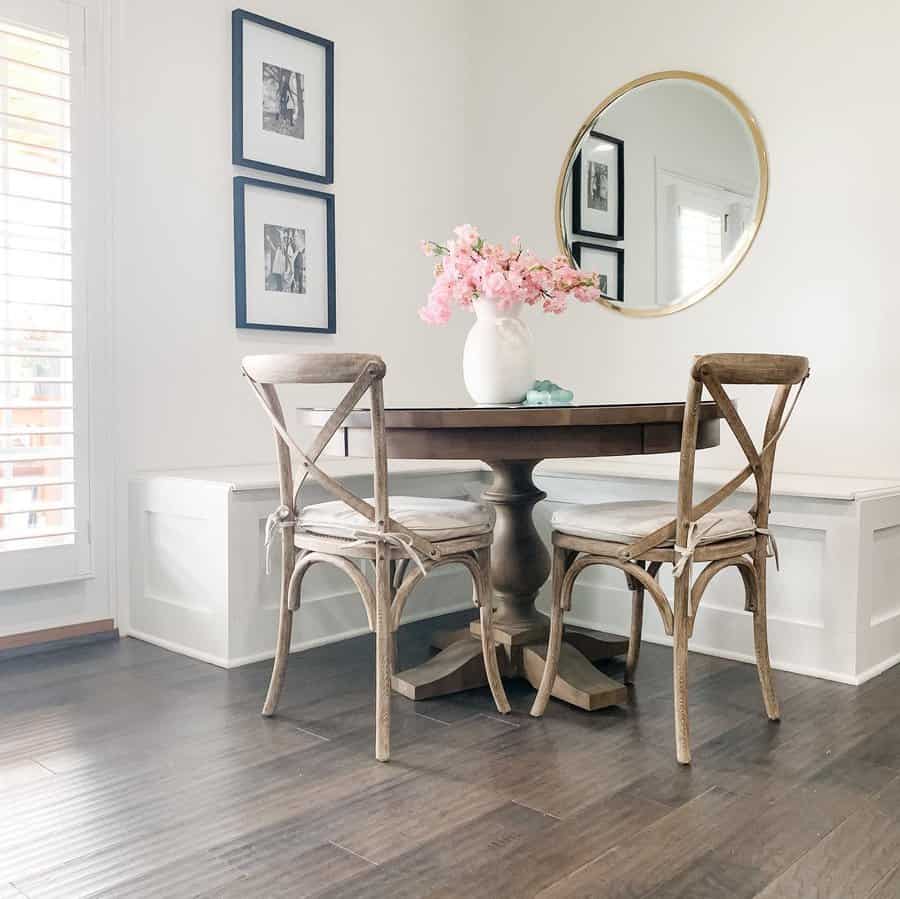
xmin=297 ymin=496 xmax=494 ymax=543
xmin=551 ymin=500 xmax=755 ymax=546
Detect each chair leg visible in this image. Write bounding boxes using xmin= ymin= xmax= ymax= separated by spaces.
xmin=262 ymin=601 xmax=293 ymax=717
xmin=530 ymin=545 xmax=569 ymax=717
xmin=374 ymin=548 xmax=392 ymax=763
xmin=672 ymin=572 xmax=692 ymax=765
xmin=753 ymin=564 xmax=781 ymax=721
xmin=263 ymin=545 xmax=299 ymax=717
xmin=475 ymin=548 xmax=510 ymax=715
xmin=625 ymin=580 xmax=644 ymax=686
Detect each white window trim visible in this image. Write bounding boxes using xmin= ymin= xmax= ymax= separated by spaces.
xmin=654 ymin=162 xmax=754 ymax=308
xmin=0 ymin=0 xmax=113 ymax=594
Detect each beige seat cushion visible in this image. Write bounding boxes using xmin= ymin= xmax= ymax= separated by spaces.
xmin=297 ymin=496 xmax=494 ymax=542
xmin=551 ymin=500 xmax=755 ymax=545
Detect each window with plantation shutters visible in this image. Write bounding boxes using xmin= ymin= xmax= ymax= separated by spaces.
xmin=0 ymin=19 xmax=72 ymax=554
xmin=0 ymin=0 xmax=92 ymax=588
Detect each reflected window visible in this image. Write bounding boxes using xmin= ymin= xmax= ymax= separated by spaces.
xmin=657 ymin=170 xmax=752 ymax=305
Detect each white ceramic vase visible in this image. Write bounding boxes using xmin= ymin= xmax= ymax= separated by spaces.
xmin=462 ymin=297 xmax=536 ymax=405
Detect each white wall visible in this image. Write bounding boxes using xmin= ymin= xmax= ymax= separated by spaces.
xmin=463 ymin=0 xmax=900 ymax=479
xmin=111 ymin=0 xmax=900 ymax=479
xmin=112 ymin=0 xmax=474 ymax=482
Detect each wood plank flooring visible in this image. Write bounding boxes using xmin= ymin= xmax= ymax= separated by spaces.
xmin=2 ymin=610 xmax=900 ymax=898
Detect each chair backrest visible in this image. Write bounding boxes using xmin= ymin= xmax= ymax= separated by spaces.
xmin=679 ymin=353 xmax=809 ymax=534
xmin=623 ymin=353 xmax=809 ymax=561
xmin=241 ymin=353 xmax=437 ymax=560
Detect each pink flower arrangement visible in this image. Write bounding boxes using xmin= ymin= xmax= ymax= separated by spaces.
xmin=419 ymin=224 xmax=603 ymax=324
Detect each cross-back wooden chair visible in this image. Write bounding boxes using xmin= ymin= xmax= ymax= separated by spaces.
xmin=530 ymin=353 xmax=810 ymax=764
xmin=242 ymin=353 xmax=509 ymax=762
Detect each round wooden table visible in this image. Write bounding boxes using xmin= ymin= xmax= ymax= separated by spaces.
xmin=297 ymin=401 xmax=722 ymax=710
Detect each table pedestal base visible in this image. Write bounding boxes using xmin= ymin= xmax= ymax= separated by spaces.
xmin=392 ymin=457 xmax=630 ymax=710
xmin=391 ymin=619 xmax=629 ymax=710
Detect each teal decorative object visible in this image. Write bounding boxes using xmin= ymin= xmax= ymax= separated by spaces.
xmin=524 ymin=379 xmax=574 ymax=406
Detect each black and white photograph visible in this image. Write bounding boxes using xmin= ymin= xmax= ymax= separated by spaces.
xmin=572 ymin=130 xmax=624 ymax=240
xmin=262 ymin=63 xmax=304 ymax=139
xmin=572 ymin=241 xmax=624 ymax=302
xmin=233 ymin=9 xmax=333 ymax=182
xmin=234 ymin=177 xmax=335 ymax=333
xmin=264 ymin=224 xmax=306 ymax=293
xmin=587 ymin=159 xmax=608 ymax=211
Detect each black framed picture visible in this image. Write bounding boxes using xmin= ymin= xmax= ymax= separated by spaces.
xmin=234 ymin=176 xmax=336 ymax=332
xmin=572 ymin=242 xmax=624 ymax=302
xmin=571 ymin=131 xmax=624 ymax=240
xmin=232 ymin=9 xmax=334 ymax=183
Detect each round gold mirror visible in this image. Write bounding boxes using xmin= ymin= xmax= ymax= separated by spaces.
xmin=556 ymin=71 xmax=768 ymax=317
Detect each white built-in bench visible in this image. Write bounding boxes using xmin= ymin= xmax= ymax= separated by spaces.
xmin=127 ymin=458 xmax=900 ymax=685
xmin=127 ymin=461 xmax=487 ymax=667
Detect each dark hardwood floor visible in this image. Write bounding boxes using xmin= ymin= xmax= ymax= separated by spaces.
xmin=2 ymin=610 xmax=900 ymax=898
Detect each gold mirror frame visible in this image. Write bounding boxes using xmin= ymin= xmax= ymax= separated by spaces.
xmin=556 ymin=70 xmax=768 ymax=318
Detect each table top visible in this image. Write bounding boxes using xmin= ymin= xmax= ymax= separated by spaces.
xmin=297 ymin=400 xmax=723 ymax=462
xmin=297 ymin=400 xmax=722 ymax=430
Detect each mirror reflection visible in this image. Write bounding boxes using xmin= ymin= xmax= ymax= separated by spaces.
xmin=559 ymin=73 xmax=766 ymax=316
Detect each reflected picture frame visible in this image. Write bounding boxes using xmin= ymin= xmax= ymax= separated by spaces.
xmin=571 ymin=130 xmax=624 ymax=241
xmin=234 ymin=176 xmax=336 ymax=333
xmin=572 ymin=242 xmax=624 ymax=302
xmin=232 ymin=8 xmax=334 ymax=183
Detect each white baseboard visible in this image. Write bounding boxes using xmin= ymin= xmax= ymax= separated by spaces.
xmin=129 ymin=598 xmax=472 ymax=669
xmin=854 ymin=648 xmax=900 ymax=686
xmin=126 ymin=629 xmax=231 ymax=668
xmin=564 ymin=613 xmax=866 ymax=686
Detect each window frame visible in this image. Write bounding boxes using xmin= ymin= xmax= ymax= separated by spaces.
xmin=0 ymin=0 xmax=109 ymax=592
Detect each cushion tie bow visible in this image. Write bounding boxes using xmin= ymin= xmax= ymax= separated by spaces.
xmin=264 ymin=508 xmax=429 ymax=579
xmin=673 ymin=518 xmax=723 ymax=577
xmin=264 ymin=504 xmax=295 ymax=575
